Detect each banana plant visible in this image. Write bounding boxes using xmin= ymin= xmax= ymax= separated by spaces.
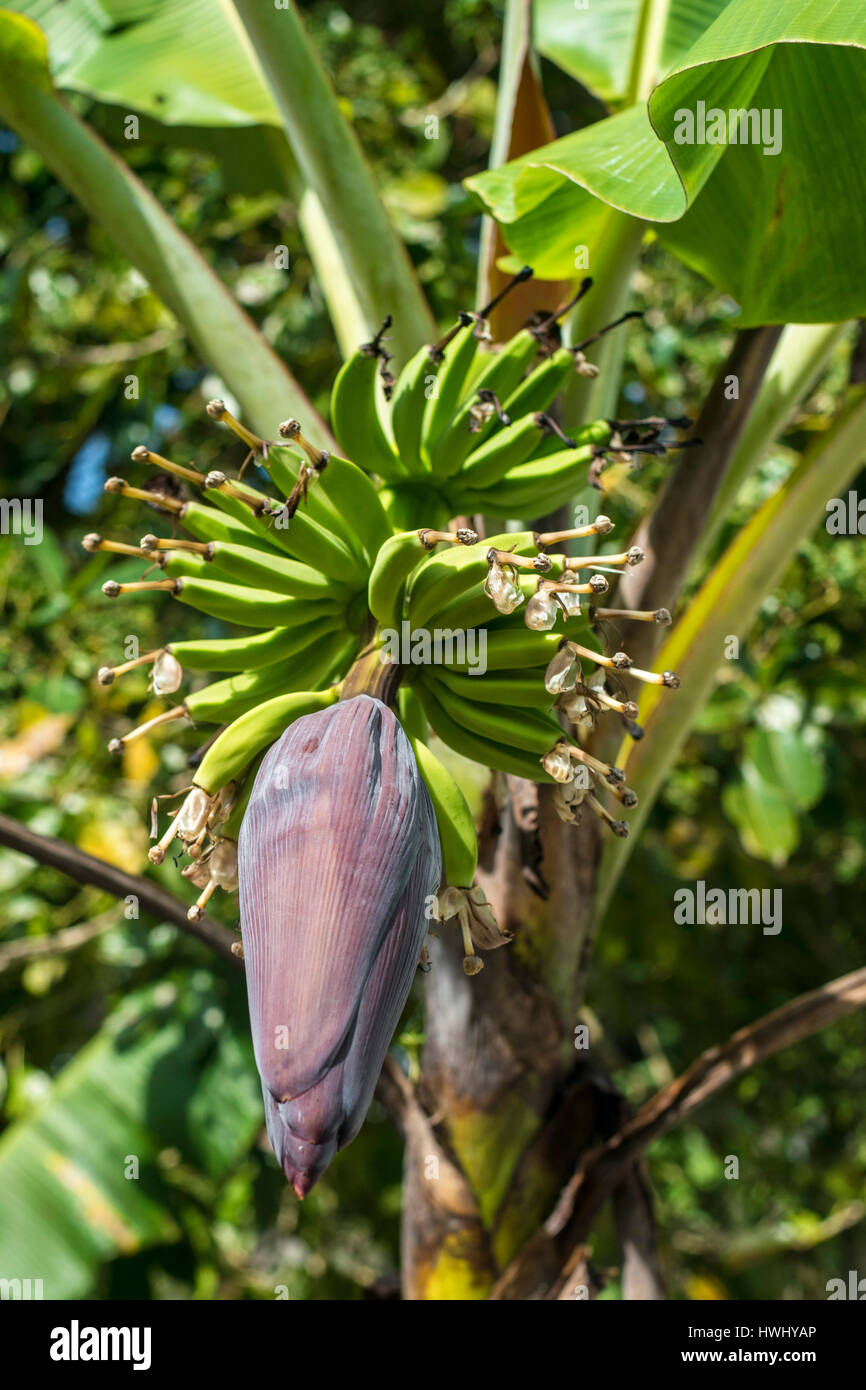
xmin=0 ymin=0 xmax=864 ymax=1300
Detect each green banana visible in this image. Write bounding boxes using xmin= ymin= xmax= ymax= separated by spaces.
xmin=454 ymin=412 xmax=553 ymax=491
xmin=454 ymin=444 xmax=597 ymax=518
xmin=267 ymin=507 xmax=366 ymax=585
xmin=161 ymin=550 xmax=246 ymax=588
xmin=430 ymin=667 xmax=555 ymax=711
xmin=171 ymin=574 xmax=341 ymax=629
xmin=517 ymin=418 xmax=611 ymax=464
xmin=499 ymin=347 xmax=576 ymax=421
xmin=200 ymin=480 xmax=280 ymax=536
xmin=260 ymin=444 xmax=363 ymax=561
xmin=164 ymin=544 xmax=344 ymax=600
xmin=439 ymin=627 xmax=564 ymax=672
xmin=421 ymin=321 xmax=479 ymax=470
xmin=317 ymin=454 xmax=394 ymax=563
xmin=216 ymin=749 xmax=266 ymax=842
xmin=379 ymin=483 xmax=450 ymax=533
xmin=185 ymin=629 xmax=351 ymax=724
xmin=426 ymin=327 xmax=542 ymax=476
xmin=390 ymin=344 xmax=439 ymax=476
xmin=367 ymin=529 xmax=431 ymax=630
xmin=256 ymin=444 xmax=303 ymax=502
xmin=414 ymin=681 xmax=554 ymax=782
xmin=488 ymin=603 xmax=598 ymax=641
xmin=408 ymin=529 xmax=539 ymax=605
xmin=571 ymin=418 xmax=613 ymax=449
xmin=180 ymin=499 xmax=285 ymax=556
xmin=168 ymin=618 xmax=340 ymax=673
xmin=423 ymin=677 xmax=561 ymax=754
xmin=405 ymin=530 xmax=542 ymax=633
xmin=397 ymin=685 xmax=429 ymax=743
xmin=466 ymin=328 xmax=540 ymax=400
xmin=407 ymin=547 xmax=489 ymax=633
xmin=201 ymin=480 xmax=362 ymax=582
xmin=410 ymin=555 xmax=525 ymax=634
xmin=331 ymin=346 xmax=404 ymax=481
xmin=524 ymin=431 xmax=571 ymax=462
xmin=206 ymin=541 xmax=349 ymax=600
xmin=194 ymin=687 xmax=339 ymax=795
xmin=432 ymin=571 xmax=539 ymax=631
xmin=409 ymin=735 xmax=477 ymax=886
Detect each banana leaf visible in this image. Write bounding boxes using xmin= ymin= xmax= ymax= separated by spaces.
xmin=0 ymin=9 xmax=331 ymax=439
xmin=2 ymin=0 xmax=433 ymax=364
xmin=468 ymin=0 xmax=866 ymax=324
xmin=0 ymin=973 xmax=261 ymax=1299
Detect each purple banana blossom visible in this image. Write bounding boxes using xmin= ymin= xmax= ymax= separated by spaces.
xmin=239 ymin=694 xmax=441 ymax=1197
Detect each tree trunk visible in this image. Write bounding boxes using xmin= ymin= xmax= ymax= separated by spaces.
xmin=401 ymin=784 xmax=611 ymax=1298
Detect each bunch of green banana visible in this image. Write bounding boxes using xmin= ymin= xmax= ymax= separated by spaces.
xmin=86 ymin=271 xmax=688 ymax=960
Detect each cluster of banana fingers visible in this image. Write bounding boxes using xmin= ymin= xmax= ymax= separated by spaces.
xmin=85 ymin=412 xmax=380 ymax=927
xmin=331 ymin=269 xmax=693 ymax=528
xmin=369 ymin=519 xmax=678 ymax=854
xmin=85 ymin=273 xmax=686 ymax=967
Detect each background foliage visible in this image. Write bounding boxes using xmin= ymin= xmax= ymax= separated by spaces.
xmin=1 ymin=0 xmax=864 ymax=1299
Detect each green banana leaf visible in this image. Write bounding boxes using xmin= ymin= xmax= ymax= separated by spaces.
xmin=2 ymin=0 xmax=434 ymax=363
xmin=535 ymin=0 xmax=731 ymax=106
xmin=11 ymin=0 xmax=277 ymax=125
xmin=0 ymin=9 xmax=331 ymax=439
xmin=722 ymin=724 xmax=826 ymax=864
xmin=721 ymin=770 xmax=800 ymax=866
xmin=468 ymin=0 xmax=866 ymax=324
xmin=596 ymin=388 xmax=866 ymax=916
xmin=750 ymin=724 xmax=826 ymax=812
xmin=0 ymin=974 xmax=262 ymax=1299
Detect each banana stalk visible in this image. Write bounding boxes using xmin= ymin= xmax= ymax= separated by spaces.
xmin=87 ymin=278 xmax=687 ymax=1193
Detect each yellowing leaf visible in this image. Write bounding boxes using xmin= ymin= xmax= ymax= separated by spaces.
xmin=0 ymin=713 xmax=70 ymax=780
xmin=122 ymin=736 xmax=159 ymax=786
xmin=77 ymin=819 xmax=148 ymax=872
xmin=685 ymin=1273 xmax=729 ymax=1301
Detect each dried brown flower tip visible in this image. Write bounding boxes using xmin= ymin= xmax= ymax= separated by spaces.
xmin=421 ymin=528 xmax=479 ymax=549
